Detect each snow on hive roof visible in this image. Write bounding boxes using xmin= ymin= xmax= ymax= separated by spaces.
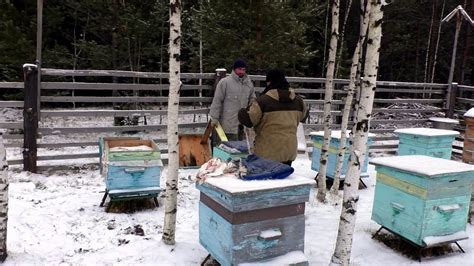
xmin=394 ymin=127 xmax=459 ymax=136
xmin=204 ymin=173 xmax=315 ymax=194
xmin=464 ymin=108 xmax=474 ymax=118
xmin=428 ymin=117 xmax=459 ymax=124
xmin=370 ymin=155 xmax=474 ymax=177
xmin=309 ymin=130 xmax=375 ymax=139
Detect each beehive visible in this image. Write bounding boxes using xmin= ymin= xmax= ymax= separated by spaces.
xmin=196 ymin=175 xmax=314 ymax=266
xmin=371 ymin=155 xmax=474 ymax=247
xmin=395 ymin=128 xmax=459 ymax=159
xmin=310 ymin=130 xmax=373 ymax=179
xmin=100 ymin=138 xmax=162 ymax=201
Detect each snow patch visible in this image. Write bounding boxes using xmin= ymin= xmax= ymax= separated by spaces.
xmin=465 ymin=108 xmax=474 ymax=118
xmin=370 ymin=155 xmax=474 ymax=177
xmin=395 ymin=127 xmax=459 ymax=137
xmin=423 ymin=231 xmax=468 ymax=246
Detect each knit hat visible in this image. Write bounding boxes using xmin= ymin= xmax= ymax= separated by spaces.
xmin=233 ymin=59 xmax=247 ymax=70
xmin=265 ymin=69 xmax=288 ymax=85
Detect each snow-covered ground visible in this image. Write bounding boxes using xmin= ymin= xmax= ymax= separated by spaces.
xmin=1 ymin=106 xmax=473 ymax=265
xmin=3 ymin=154 xmax=473 ymax=265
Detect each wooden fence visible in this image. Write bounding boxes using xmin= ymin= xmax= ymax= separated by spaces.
xmin=1 ymin=65 xmax=473 ymax=172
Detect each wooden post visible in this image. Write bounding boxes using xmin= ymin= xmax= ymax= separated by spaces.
xmin=0 ymin=133 xmax=8 ymax=262
xmin=445 ymin=13 xmax=462 ymax=118
xmin=23 ymin=64 xmax=39 ymax=173
xmin=209 ymin=68 xmax=226 ymax=120
xmin=213 ymin=68 xmax=227 ymax=93
xmin=446 ymin=82 xmax=458 ymax=118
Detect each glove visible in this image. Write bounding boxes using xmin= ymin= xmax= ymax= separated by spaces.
xmin=210 ymin=118 xmax=219 ymax=127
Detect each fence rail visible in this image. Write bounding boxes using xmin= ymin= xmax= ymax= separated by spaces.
xmin=1 ymin=67 xmax=473 ymax=171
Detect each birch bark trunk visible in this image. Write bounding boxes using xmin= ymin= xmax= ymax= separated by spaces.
xmin=317 ymin=0 xmax=340 ymax=203
xmin=330 ymin=0 xmax=371 ymax=195
xmin=162 ymin=0 xmax=181 ymax=245
xmin=331 ymin=0 xmax=385 ymax=264
xmin=0 ymin=134 xmax=8 ymax=262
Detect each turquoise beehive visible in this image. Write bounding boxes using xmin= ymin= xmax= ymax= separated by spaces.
xmin=371 ymin=155 xmax=474 ymax=247
xmin=99 ymin=138 xmax=162 ymax=209
xmin=196 ymin=175 xmax=314 ymax=266
xmin=395 ymin=128 xmax=459 ymax=159
xmin=310 ymin=130 xmax=374 ymax=180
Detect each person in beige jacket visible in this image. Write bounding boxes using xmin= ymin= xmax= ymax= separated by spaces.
xmin=209 ymin=59 xmax=256 ymax=141
xmin=238 ymin=69 xmax=307 ymax=165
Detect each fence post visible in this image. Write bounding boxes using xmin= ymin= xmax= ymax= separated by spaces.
xmin=23 ymin=64 xmax=39 ymax=173
xmin=446 ymin=82 xmax=458 ymax=118
xmin=209 ymin=68 xmax=227 ymax=120
xmin=0 ymin=133 xmax=8 ymax=262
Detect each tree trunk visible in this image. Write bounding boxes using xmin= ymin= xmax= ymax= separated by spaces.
xmin=430 ymin=0 xmax=446 ymax=84
xmin=330 ymin=0 xmax=370 ymax=195
xmin=0 ymin=134 xmax=8 ymax=262
xmin=317 ymin=0 xmax=340 ymax=203
xmin=335 ymin=0 xmax=352 ymax=78
xmin=423 ymin=0 xmax=435 ymax=85
xmin=459 ymin=0 xmax=472 ymax=85
xmin=331 ymin=0 xmax=384 ymax=264
xmin=162 ymin=0 xmax=181 ymax=245
xmin=323 ymin=0 xmax=331 ymax=76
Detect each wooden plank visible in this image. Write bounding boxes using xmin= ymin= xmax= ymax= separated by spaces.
xmin=370 ymin=144 xmax=398 ymax=149
xmin=372 ymin=108 xmax=442 ymax=113
xmin=1 ymin=134 xmax=24 ymax=140
xmin=200 ymin=193 xmax=305 ymax=224
xmin=41 ymin=68 xmax=215 ymax=79
xmin=40 ymin=96 xmax=213 ymax=103
xmin=458 ymin=85 xmax=474 ymax=91
xmin=0 ymin=82 xmax=23 ymax=89
xmin=38 ymin=122 xmax=207 ymax=135
xmin=375 ymin=88 xmax=444 ymax=94
xmin=41 ymin=108 xmax=210 ymax=117
xmin=373 ymin=99 xmax=444 ymax=104
xmin=456 ymin=98 xmax=474 ymax=104
xmin=0 ymin=101 xmax=23 ymax=108
xmin=0 ymin=122 xmax=23 ymax=129
xmin=371 ymin=119 xmax=429 ymax=125
xmin=41 ymin=82 xmax=212 ymax=91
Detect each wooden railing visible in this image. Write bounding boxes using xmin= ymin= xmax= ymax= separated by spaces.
xmin=1 ymin=65 xmax=473 ymax=172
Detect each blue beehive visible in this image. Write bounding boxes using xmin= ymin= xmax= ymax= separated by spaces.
xmin=371 ymin=155 xmax=474 ymax=247
xmin=100 ymin=138 xmax=162 ymax=203
xmin=196 ymin=175 xmax=314 ymax=266
xmin=310 ymin=130 xmax=373 ymax=179
xmin=395 ymin=128 xmax=459 ymax=159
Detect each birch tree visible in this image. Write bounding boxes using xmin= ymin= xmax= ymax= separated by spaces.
xmin=317 ymin=0 xmax=340 ymax=203
xmin=162 ymin=0 xmax=181 ymax=245
xmin=330 ymin=0 xmax=371 ymax=195
xmin=331 ymin=0 xmax=385 ymax=264
xmin=335 ymin=0 xmax=352 ymax=78
xmin=0 ymin=134 xmax=8 ymax=262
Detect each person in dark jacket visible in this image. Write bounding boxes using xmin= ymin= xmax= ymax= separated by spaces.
xmin=238 ymin=69 xmax=307 ymax=165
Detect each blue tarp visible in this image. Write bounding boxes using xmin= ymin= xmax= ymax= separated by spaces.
xmin=240 ymin=154 xmax=294 ymax=180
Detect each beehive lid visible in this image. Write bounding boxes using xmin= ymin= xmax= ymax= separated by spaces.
xmin=394 ymin=128 xmax=459 ymax=137
xmin=202 ymin=173 xmax=315 ymax=194
xmin=371 ymin=155 xmax=474 ymax=177
xmin=105 ymin=139 xmax=160 ymax=161
xmin=309 ymin=130 xmax=375 ymax=139
xmin=464 ymin=108 xmax=474 ymax=118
